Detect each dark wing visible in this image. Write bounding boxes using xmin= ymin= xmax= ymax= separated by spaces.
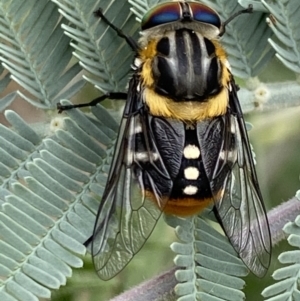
xmin=89 ymin=77 xmax=173 ymax=280
xmin=197 ymin=82 xmax=271 ymax=277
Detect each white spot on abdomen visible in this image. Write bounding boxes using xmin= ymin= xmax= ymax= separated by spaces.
xmin=184 ymin=167 xmax=199 ymax=180
xmin=183 ymin=185 xmax=198 ymax=195
xmin=183 ymin=145 xmax=200 ymax=159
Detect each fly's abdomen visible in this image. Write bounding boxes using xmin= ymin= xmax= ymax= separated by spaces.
xmin=164 ymin=125 xmax=214 ymax=216
xmin=134 ymin=117 xmax=214 ymax=216
xmin=151 ymin=29 xmax=222 ymax=101
xmin=171 ymin=128 xmax=211 ymax=197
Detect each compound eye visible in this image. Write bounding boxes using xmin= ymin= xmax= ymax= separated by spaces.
xmin=141 ymin=1 xmax=221 ymax=31
xmin=189 ymin=2 xmax=221 ymax=28
xmin=141 ymin=2 xmax=182 ymax=31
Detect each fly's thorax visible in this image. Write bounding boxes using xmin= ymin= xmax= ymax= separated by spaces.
xmin=138 ymin=28 xmax=231 ymax=122
xmin=142 ymin=87 xmax=229 ymax=122
xmin=139 ymin=28 xmax=231 ymax=102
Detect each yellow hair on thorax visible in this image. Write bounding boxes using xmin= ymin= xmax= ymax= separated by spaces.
xmin=144 ymin=88 xmax=229 ymax=122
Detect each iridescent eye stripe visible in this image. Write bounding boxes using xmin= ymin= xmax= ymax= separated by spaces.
xmin=142 ymin=2 xmax=181 ymax=30
xmin=189 ymin=3 xmax=221 ymax=28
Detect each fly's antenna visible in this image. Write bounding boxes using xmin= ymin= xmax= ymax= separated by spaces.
xmin=220 ymin=5 xmax=253 ymax=36
xmin=94 ymin=8 xmax=139 ymax=51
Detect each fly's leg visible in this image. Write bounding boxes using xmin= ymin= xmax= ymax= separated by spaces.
xmin=57 ymin=92 xmax=127 ymax=113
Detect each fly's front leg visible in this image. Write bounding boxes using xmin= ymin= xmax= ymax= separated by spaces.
xmin=57 ymin=92 xmax=127 ymax=113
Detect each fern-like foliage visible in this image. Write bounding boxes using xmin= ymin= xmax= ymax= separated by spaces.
xmin=0 ymin=0 xmax=300 ymax=301
xmin=262 ymin=0 xmax=300 ymax=73
xmin=262 ymin=191 xmax=300 ymax=300
xmin=0 ymin=0 xmax=84 ymax=109
xmin=0 ymin=103 xmax=118 ymax=301
xmin=165 ymin=212 xmax=248 ymax=301
xmin=53 ymin=0 xmax=140 ymax=92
